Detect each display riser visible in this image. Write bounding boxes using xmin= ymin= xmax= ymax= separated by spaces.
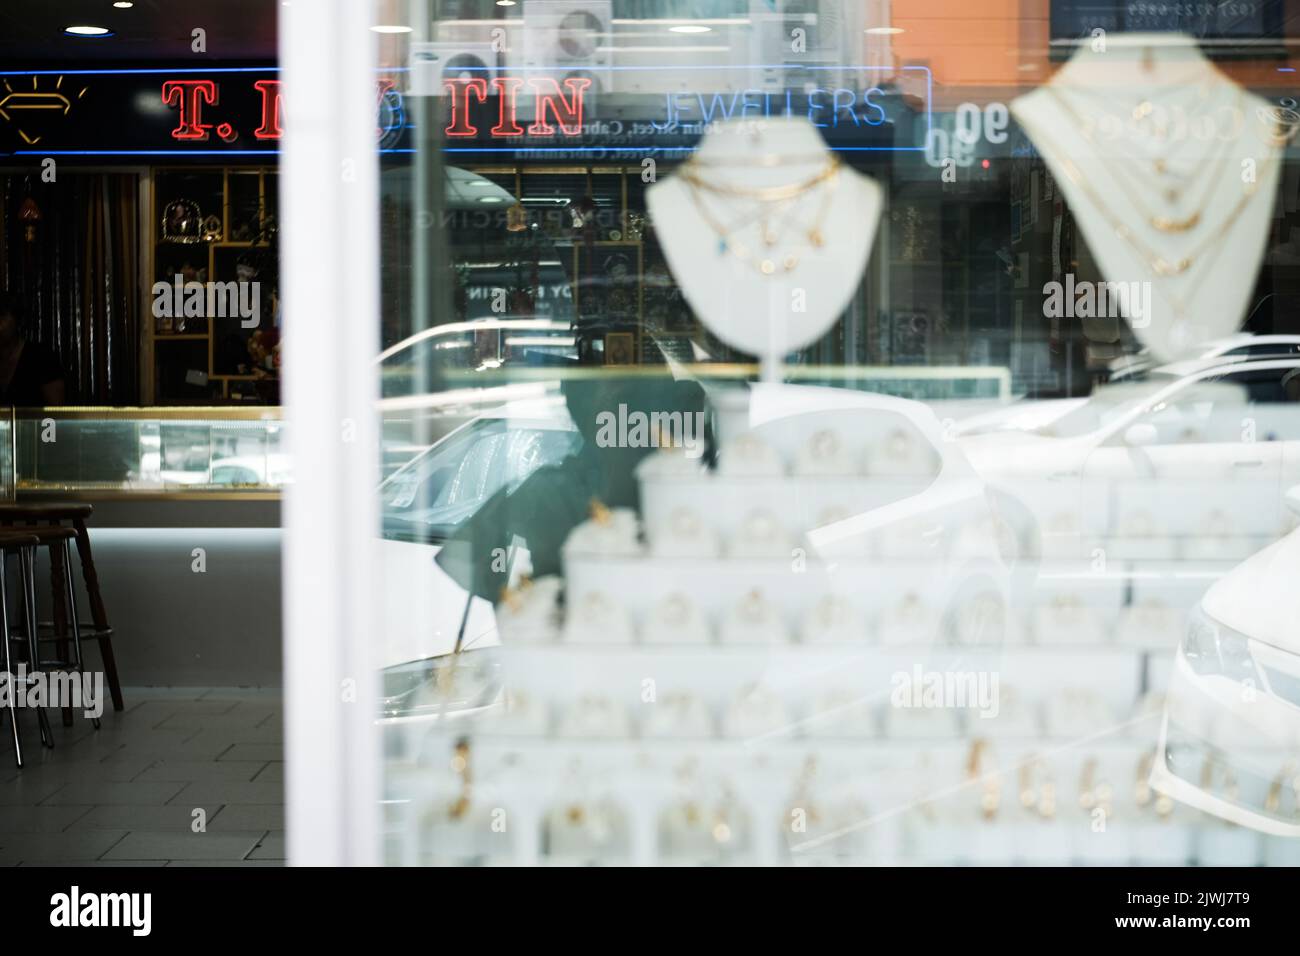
xmin=384 ymin=736 xmax=1286 ymax=865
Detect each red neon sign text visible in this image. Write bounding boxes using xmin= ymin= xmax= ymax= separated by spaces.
xmin=442 ymin=76 xmax=591 ymax=137
xmin=253 ymin=79 xmax=283 ymax=139
xmin=161 ymin=80 xmax=218 ymax=141
xmin=163 ymin=78 xmax=400 ymax=144
xmin=526 ymin=77 xmax=590 ymax=136
xmin=490 ymin=77 xmax=526 ymax=136
xmin=161 ymin=74 xmax=590 ymax=144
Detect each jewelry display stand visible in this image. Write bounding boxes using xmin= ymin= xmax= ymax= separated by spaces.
xmin=1011 ymin=33 xmax=1282 ymax=362
xmin=646 ymin=117 xmax=881 ymax=383
xmin=384 ymin=411 xmax=1292 ymax=863
xmin=380 ymin=114 xmax=1300 ymax=865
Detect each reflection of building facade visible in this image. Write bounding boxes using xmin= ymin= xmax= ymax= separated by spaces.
xmin=375 ymin=0 xmax=1300 ymax=399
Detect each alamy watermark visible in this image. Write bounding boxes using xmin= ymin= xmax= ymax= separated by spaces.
xmin=151 ymin=274 xmax=260 ymax=328
xmin=3 ymin=665 xmax=104 ymax=719
xmin=594 ymin=403 xmax=707 ymax=459
xmin=50 ymin=885 xmax=150 ymax=936
xmin=890 ymin=664 xmax=1000 ymax=718
xmin=1043 ymin=274 xmax=1151 ymax=327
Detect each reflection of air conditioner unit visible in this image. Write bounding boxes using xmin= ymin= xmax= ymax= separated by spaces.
xmin=515 ymin=0 xmax=613 ymax=103
xmin=749 ymin=6 xmax=841 ymax=93
xmin=860 ymin=0 xmax=898 ymax=81
xmin=409 ymin=42 xmax=499 ymax=96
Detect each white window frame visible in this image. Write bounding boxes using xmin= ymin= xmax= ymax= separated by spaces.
xmin=280 ymin=0 xmax=382 ymax=865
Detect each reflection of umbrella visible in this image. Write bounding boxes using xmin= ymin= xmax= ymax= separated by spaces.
xmin=436 ymin=373 xmax=708 ymax=602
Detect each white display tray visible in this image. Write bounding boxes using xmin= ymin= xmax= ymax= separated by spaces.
xmin=384 ymin=739 xmax=1231 ymax=866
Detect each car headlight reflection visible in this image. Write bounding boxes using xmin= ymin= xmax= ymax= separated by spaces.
xmin=1182 ymin=604 xmax=1260 ymax=685
xmin=380 ymin=649 xmax=502 ymax=722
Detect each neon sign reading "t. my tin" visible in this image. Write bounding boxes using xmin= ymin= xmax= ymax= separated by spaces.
xmin=0 ymin=64 xmax=929 ymax=158
xmin=162 ymin=75 xmax=591 ymax=141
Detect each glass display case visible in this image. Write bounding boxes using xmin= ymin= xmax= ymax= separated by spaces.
xmin=10 ymin=408 xmax=285 ymax=498
xmin=0 ymin=411 xmax=12 ymax=502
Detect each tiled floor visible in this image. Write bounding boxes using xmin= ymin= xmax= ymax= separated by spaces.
xmin=0 ymin=688 xmax=283 ymax=866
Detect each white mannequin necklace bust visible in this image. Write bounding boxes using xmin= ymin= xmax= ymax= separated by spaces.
xmin=1012 ymin=33 xmax=1282 ymax=362
xmin=648 ymin=117 xmax=882 ymax=381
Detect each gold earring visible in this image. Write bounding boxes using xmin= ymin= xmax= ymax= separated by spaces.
xmin=448 ymin=738 xmax=473 ymax=820
xmin=1020 ymin=754 xmax=1056 ymax=820
xmin=967 ymin=739 xmax=1001 ymax=821
xmin=1264 ymin=764 xmax=1291 ymax=815
xmin=1079 ymin=757 xmax=1113 ymax=819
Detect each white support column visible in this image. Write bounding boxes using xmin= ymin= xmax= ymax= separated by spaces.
xmin=280 ymin=0 xmax=382 ymax=866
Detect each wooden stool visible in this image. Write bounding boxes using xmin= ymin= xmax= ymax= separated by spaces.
xmin=0 ymin=530 xmax=48 ymax=767
xmin=0 ymin=504 xmax=123 ymax=714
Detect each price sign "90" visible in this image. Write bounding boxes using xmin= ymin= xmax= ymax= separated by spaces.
xmin=924 ymin=102 xmax=1009 ymax=168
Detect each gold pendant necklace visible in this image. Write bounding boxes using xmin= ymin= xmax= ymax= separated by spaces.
xmin=1056 ymin=144 xmax=1264 ymax=291
xmin=677 ymin=155 xmax=840 ymax=201
xmin=1046 ymin=84 xmax=1238 ymax=234
xmin=683 ymin=160 xmax=841 ymax=276
xmin=1067 ymin=79 xmax=1218 ymax=186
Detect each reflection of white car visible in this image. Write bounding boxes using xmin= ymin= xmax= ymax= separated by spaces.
xmin=377 ymin=319 xmax=575 ymax=476
xmin=953 ymin=335 xmax=1300 ymax=437
xmin=209 ymin=454 xmax=292 ymax=486
xmin=379 ymin=386 xmax=1022 ymax=723
xmin=1107 ymin=333 xmax=1300 ymax=383
xmin=959 ymin=357 xmax=1300 ymax=557
xmin=950 ymin=397 xmax=1084 ymax=438
xmin=377 ymin=398 xmax=578 ymax=721
xmin=159 ymin=454 xmax=291 ymax=487
xmin=742 ymin=386 xmax=1018 ymax=644
xmin=1153 ymin=486 xmax=1300 ymax=835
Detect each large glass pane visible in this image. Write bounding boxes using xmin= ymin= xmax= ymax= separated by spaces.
xmin=368 ymin=0 xmax=1300 ymax=866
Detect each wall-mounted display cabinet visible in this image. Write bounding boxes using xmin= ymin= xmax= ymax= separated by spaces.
xmin=149 ymin=167 xmax=280 ymax=406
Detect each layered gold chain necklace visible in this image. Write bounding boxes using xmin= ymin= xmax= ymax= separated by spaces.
xmin=1034 ymin=130 xmax=1279 ymax=321
xmin=1045 ymin=84 xmax=1240 ymax=234
xmin=1028 ymin=98 xmax=1277 ymax=317
xmin=1067 ymin=79 xmax=1219 ymax=183
xmin=677 ymin=157 xmax=842 ymax=276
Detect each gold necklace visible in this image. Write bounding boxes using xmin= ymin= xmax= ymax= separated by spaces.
xmin=685 ymin=151 xmax=837 ymax=169
xmin=1047 ymin=84 xmax=1239 ymax=232
xmin=684 ymin=161 xmax=841 ymax=276
xmin=1048 ymin=137 xmax=1268 ymax=279
xmin=680 ymin=167 xmax=838 ymax=257
xmin=1069 ymin=79 xmax=1219 ymax=176
xmin=677 ymin=155 xmax=840 ymax=201
xmin=1027 ymin=114 xmax=1275 ymax=314
xmin=685 ymin=182 xmax=805 ymax=249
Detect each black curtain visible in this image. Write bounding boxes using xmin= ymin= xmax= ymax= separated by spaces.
xmin=0 ymin=173 xmax=140 ymax=404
